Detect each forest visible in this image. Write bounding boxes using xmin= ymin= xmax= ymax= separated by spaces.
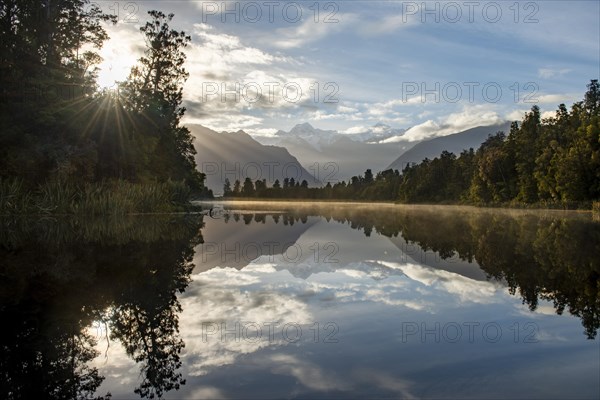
xmin=0 ymin=1 xmax=210 ymax=215
xmin=226 ymin=80 xmax=600 ymax=208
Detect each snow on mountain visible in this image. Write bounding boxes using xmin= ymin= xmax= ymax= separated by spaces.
xmin=270 ymin=122 xmax=407 ymax=149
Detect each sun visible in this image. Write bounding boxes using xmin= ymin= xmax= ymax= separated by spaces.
xmin=96 ymin=40 xmax=138 ymax=90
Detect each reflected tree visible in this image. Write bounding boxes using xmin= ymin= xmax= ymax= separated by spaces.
xmin=0 ymin=215 xmax=203 ymax=398
xmin=234 ymin=205 xmax=599 ymax=338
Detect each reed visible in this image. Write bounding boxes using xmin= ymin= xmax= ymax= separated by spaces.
xmin=0 ymin=178 xmax=191 ymax=215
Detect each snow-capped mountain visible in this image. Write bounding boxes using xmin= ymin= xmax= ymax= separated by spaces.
xmin=271 ymin=122 xmax=407 ymax=148
xmin=274 ymin=122 xmax=340 ymax=150
xmin=255 ymin=123 xmax=409 ymax=182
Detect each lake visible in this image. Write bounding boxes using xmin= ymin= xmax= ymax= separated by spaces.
xmin=1 ymin=202 xmax=598 ymax=399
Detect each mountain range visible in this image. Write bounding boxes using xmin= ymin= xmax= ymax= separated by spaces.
xmin=188 ymin=124 xmax=319 ymax=194
xmin=254 ymin=123 xmax=410 ymax=182
xmin=192 ymin=121 xmax=512 ymax=193
xmin=387 ymin=122 xmax=512 ymax=171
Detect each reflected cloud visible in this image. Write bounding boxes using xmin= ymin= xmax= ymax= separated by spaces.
xmin=267 ymin=354 xmax=347 ymax=391
xmin=353 ymin=369 xmax=416 ymax=400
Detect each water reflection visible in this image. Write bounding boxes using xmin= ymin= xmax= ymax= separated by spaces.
xmin=199 ymin=203 xmax=599 ymax=340
xmin=0 ymin=216 xmax=203 ymax=399
xmin=0 ymin=204 xmax=598 ymax=399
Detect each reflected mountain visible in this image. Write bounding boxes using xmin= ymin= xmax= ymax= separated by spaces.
xmin=0 ymin=216 xmax=204 ymax=399
xmin=194 ymin=212 xmax=316 ymax=271
xmin=201 ymin=202 xmax=600 ymax=339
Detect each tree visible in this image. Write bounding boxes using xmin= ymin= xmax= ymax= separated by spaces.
xmin=242 ymin=177 xmax=255 ymax=197
xmin=223 ymin=178 xmax=232 ymax=197
xmin=121 ymin=11 xmax=204 ymax=191
xmin=232 ymin=179 xmax=241 ymax=197
xmin=514 ymin=106 xmax=541 ymax=202
xmin=364 ymin=169 xmax=373 ymax=184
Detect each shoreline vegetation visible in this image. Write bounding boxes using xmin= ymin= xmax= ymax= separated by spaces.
xmin=0 ymin=178 xmax=203 ymax=216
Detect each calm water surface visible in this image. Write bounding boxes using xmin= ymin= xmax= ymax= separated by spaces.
xmin=1 ymin=202 xmax=599 ymax=399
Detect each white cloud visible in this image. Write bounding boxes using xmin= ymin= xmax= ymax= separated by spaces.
xmin=182 ymin=24 xmax=334 ymax=130
xmin=383 ymin=105 xmax=504 ymax=142
xmin=358 ymin=14 xmax=418 ymax=36
xmin=505 ymin=109 xmax=529 ymax=122
xmin=342 ymin=125 xmax=368 ymax=134
xmin=179 ymin=268 xmax=313 ymax=376
xmin=268 ymin=354 xmax=347 ymax=391
xmin=185 ymin=387 xmax=227 ymax=400
xmin=541 ymin=111 xmax=555 ymax=120
xmin=272 ymin=14 xmax=358 ymax=49
xmin=538 ymin=68 xmax=571 ymax=79
xmin=338 ymin=105 xmax=358 ymax=113
xmin=536 ymin=93 xmax=577 ymax=104
xmin=246 ymin=127 xmax=279 ymax=137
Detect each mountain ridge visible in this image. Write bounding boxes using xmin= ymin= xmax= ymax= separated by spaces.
xmin=387 ymin=122 xmax=512 ymax=171
xmin=190 ymin=124 xmax=320 ymax=194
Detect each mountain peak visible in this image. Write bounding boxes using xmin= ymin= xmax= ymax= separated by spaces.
xmin=293 ymin=122 xmax=314 ymax=130
xmin=289 ymin=122 xmax=317 ymax=134
xmin=373 ymin=122 xmax=390 ymax=128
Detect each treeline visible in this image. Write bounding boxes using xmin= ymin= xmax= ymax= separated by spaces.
xmin=227 ymin=80 xmax=599 ymax=207
xmin=223 ymin=169 xmax=402 ymax=200
xmin=1 ymin=2 xmax=210 ymax=214
xmin=399 ymin=80 xmax=599 ymax=206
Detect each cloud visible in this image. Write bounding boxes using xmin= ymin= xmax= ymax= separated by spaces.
xmin=185 ymin=386 xmax=227 ymax=400
xmin=337 ymin=105 xmax=358 ymax=113
xmin=272 ymin=14 xmax=358 ymax=49
xmin=179 ymin=268 xmax=313 ymax=376
xmin=538 ymin=68 xmax=571 ymax=79
xmin=382 ymin=105 xmax=504 ymax=142
xmin=353 ymin=369 xmax=416 ymax=399
xmin=246 ymin=127 xmax=279 ymax=137
xmin=541 ymin=110 xmax=556 ymax=120
xmin=505 ymin=109 xmax=529 ymax=122
xmin=536 ymin=93 xmax=577 ymax=104
xmin=268 ymin=354 xmax=347 ymax=391
xmin=182 ymin=23 xmax=337 ymax=131
xmin=358 ymin=14 xmax=418 ymax=36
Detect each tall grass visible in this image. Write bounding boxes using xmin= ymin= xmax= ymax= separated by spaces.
xmin=0 ymin=178 xmax=191 ymax=215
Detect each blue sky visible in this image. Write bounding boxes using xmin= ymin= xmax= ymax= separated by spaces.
xmin=97 ymin=0 xmax=600 ymax=140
